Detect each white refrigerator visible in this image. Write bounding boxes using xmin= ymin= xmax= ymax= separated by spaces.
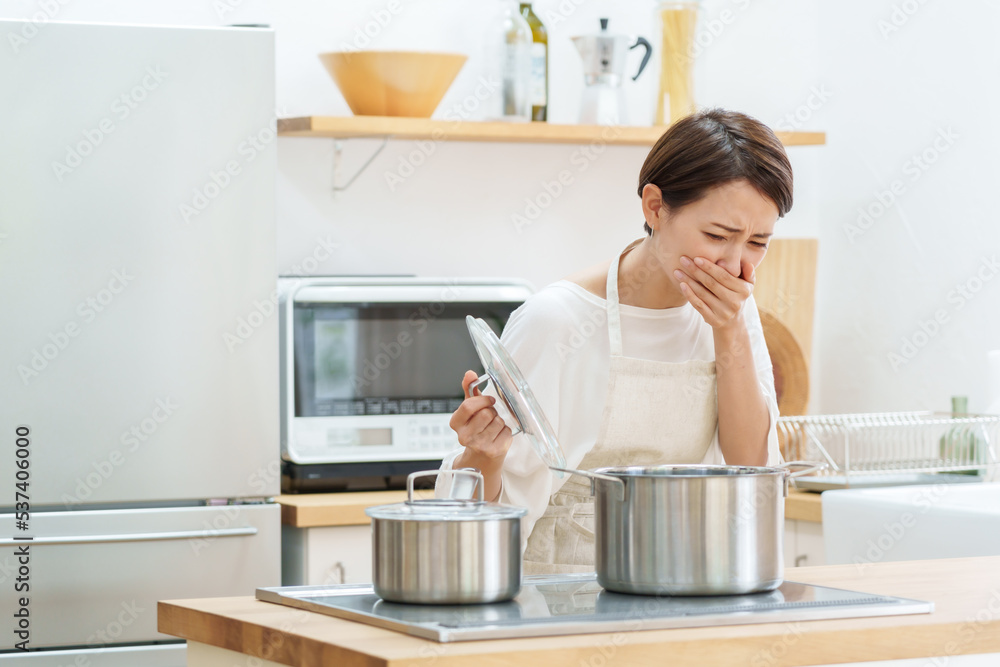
xmin=0 ymin=20 xmax=280 ymax=665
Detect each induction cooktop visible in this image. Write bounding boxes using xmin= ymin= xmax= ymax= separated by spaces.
xmin=256 ymin=573 xmax=932 ymax=643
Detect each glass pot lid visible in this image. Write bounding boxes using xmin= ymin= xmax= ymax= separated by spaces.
xmin=466 ymin=316 xmax=568 ymax=471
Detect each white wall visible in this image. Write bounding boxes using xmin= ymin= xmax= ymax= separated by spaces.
xmin=265 ymin=0 xmax=823 ymax=295
xmin=8 ymin=0 xmax=993 ymax=414
xmin=813 ymin=0 xmax=1000 ymax=413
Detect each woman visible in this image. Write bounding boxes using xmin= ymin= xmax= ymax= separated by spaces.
xmin=443 ymin=108 xmax=792 ymax=574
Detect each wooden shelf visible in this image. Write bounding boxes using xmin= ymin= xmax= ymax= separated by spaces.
xmin=277 ymin=115 xmax=826 ymax=147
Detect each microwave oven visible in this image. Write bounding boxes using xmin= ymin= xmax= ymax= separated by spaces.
xmin=279 ymin=276 xmax=534 ymax=492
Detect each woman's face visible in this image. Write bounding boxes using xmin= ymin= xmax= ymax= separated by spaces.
xmin=644 ymin=179 xmax=780 ymax=291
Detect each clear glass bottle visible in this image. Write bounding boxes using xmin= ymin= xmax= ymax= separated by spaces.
xmin=939 ymin=396 xmax=982 ymax=475
xmin=487 ymin=0 xmax=532 ymax=122
xmin=655 ymin=1 xmax=700 ymax=125
xmin=519 ymin=3 xmax=548 ymax=122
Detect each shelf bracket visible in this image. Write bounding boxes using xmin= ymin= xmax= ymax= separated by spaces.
xmin=331 ymin=136 xmax=389 ymax=193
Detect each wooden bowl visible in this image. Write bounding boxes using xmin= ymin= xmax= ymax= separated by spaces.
xmin=318 ymin=50 xmax=468 ymax=118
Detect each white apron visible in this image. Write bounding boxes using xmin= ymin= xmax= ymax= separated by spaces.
xmin=522 ymin=240 xmax=723 ymax=574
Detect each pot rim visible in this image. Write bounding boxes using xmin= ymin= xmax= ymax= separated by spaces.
xmin=593 ymin=464 xmax=790 ymax=478
xmin=365 ymin=499 xmax=527 ymax=521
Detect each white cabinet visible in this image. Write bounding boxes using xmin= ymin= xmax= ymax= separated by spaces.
xmin=281 ymin=524 xmax=372 ymax=586
xmin=822 ymin=484 xmax=1000 ymax=565
xmin=784 ymin=519 xmax=825 ymax=568
xmin=278 ymin=490 xmax=409 ymax=587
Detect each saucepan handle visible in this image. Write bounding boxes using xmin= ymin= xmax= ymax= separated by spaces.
xmin=779 ymin=460 xmax=827 ymax=479
xmin=549 ymin=466 xmax=627 ymax=502
xmin=407 ymin=469 xmax=485 ymax=503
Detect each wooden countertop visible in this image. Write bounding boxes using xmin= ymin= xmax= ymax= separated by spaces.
xmin=785 ymin=489 xmax=823 ymax=523
xmin=277 ymin=489 xmax=425 ymax=527
xmin=278 ymin=489 xmax=824 ymax=527
xmin=160 ymin=556 xmax=1000 ymax=667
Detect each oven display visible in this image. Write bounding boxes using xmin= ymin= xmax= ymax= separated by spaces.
xmin=293 ymin=303 xmax=515 ymax=418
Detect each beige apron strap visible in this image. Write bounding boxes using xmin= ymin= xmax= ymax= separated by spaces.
xmin=606 ymin=246 xmax=624 ymax=357
xmin=605 ymin=239 xmax=644 ymax=358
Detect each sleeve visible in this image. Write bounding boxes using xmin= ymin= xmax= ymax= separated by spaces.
xmin=700 ymin=294 xmax=782 ymax=466
xmin=743 ymin=294 xmax=783 ymax=466
xmin=434 ymin=448 xmax=471 ymax=498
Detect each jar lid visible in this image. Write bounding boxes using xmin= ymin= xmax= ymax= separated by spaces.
xmin=365 ymin=498 xmax=527 ymax=522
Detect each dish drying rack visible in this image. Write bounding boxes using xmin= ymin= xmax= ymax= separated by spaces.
xmin=777 ymin=412 xmax=1000 ymax=490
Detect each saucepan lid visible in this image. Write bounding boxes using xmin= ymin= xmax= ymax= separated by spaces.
xmin=466 ymin=316 xmax=568 ymax=472
xmin=364 ymin=470 xmax=527 ymax=522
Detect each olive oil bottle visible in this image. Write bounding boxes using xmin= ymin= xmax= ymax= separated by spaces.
xmin=519 ymin=3 xmax=548 ymax=121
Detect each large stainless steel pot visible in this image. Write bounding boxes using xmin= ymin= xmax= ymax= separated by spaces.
xmin=553 ymin=462 xmax=824 ymax=596
xmin=365 ymin=470 xmax=527 ymax=604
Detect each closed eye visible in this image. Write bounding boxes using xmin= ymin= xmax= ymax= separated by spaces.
xmin=706 ymin=231 xmax=768 ymax=249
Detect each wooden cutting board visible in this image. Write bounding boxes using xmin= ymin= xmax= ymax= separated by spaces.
xmin=753 ymin=238 xmax=818 ymax=364
xmin=759 ymin=307 xmax=810 ymax=416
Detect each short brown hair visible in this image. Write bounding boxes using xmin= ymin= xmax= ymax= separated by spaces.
xmin=637 ymin=108 xmax=793 ymax=234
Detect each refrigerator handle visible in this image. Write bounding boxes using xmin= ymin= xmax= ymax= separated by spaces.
xmin=0 ymin=526 xmax=257 ymax=546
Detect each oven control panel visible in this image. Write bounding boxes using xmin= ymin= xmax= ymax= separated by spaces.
xmin=284 ymin=414 xmax=461 ymax=464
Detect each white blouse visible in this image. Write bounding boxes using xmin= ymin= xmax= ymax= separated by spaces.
xmin=440 ymin=280 xmax=782 ymax=546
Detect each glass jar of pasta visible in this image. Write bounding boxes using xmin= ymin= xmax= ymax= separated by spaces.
xmin=655 ymin=1 xmax=699 ymax=125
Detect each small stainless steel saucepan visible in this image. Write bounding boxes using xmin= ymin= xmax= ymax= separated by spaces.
xmin=365 ymin=469 xmax=527 ymax=604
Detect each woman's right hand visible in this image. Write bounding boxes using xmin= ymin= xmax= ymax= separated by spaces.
xmin=449 ymin=370 xmax=514 ymax=464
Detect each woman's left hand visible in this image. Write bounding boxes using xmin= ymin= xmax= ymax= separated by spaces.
xmin=673 ymin=256 xmax=755 ymax=331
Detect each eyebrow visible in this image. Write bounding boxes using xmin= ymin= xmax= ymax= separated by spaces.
xmin=710 ymin=223 xmax=773 ymax=239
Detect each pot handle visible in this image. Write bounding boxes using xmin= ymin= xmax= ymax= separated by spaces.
xmin=779 ymin=460 xmax=827 ymax=479
xmin=408 ymin=469 xmax=485 ymax=503
xmin=549 ymin=466 xmax=627 ymax=502
xmin=473 ymin=373 xmax=524 ymax=437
